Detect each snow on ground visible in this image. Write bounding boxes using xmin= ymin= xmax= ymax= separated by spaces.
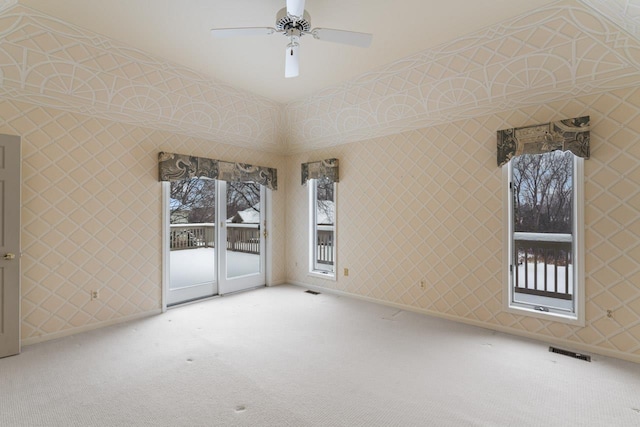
xmin=170 ymin=248 xmax=260 ymax=289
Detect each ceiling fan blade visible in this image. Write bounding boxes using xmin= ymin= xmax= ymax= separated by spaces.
xmin=286 ymin=0 xmax=306 ymax=18
xmin=210 ymin=27 xmax=275 ymax=38
xmin=285 ymin=44 xmax=299 ymax=78
xmin=312 ymin=28 xmax=373 ymax=48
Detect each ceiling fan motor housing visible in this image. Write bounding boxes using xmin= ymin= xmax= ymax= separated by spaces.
xmin=276 ymin=7 xmax=311 ymax=35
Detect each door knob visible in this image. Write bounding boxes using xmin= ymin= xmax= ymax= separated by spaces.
xmin=3 ymin=253 xmax=15 ymax=260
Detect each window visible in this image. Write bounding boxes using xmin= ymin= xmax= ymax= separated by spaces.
xmin=504 ymin=151 xmax=584 ymax=325
xmin=309 ymin=177 xmax=336 ymax=278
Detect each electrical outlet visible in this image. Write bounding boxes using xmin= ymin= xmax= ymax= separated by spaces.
xmin=420 ymin=280 xmax=426 ymax=289
xmin=344 ymin=268 xmax=349 ymax=277
xmin=91 ymin=290 xmax=99 ymax=300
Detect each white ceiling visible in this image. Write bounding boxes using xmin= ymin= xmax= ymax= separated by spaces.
xmin=19 ymin=0 xmax=558 ymax=103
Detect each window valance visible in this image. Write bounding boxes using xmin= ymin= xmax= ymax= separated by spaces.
xmin=301 ymin=158 xmax=339 ymax=185
xmin=158 ymin=152 xmax=277 ymax=190
xmin=497 ymin=116 xmax=590 ymax=167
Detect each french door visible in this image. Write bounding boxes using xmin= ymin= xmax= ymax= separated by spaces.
xmin=218 ymin=181 xmax=266 ymax=295
xmin=166 ymin=178 xmax=217 ymax=306
xmin=165 ymin=179 xmax=265 ymax=306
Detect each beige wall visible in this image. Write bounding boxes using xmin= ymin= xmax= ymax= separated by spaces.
xmin=0 ymin=99 xmax=286 ymax=344
xmin=286 ymin=87 xmax=640 ymax=363
xmin=1 ymin=1 xmax=639 ymax=362
xmin=4 ymin=85 xmax=639 ymax=361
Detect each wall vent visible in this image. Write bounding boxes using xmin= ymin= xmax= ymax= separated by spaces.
xmin=549 ymin=346 xmax=591 ymax=362
xmin=305 ymin=290 xmax=320 ymax=295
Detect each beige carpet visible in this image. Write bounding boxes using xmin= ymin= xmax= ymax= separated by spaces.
xmin=1 ymin=284 xmax=639 ymax=426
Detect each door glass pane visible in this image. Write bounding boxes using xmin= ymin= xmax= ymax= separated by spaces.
xmin=226 ymin=182 xmax=261 ymax=279
xmin=169 ymin=178 xmax=216 ymax=291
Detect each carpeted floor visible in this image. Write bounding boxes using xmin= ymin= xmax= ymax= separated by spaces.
xmin=1 ymin=284 xmax=639 ymax=426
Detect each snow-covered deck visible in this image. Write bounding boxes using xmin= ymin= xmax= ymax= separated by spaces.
xmin=169 ymin=248 xmax=259 ymax=290
xmin=515 ymin=262 xmax=573 ymax=294
xmin=514 ymin=262 xmax=574 ymax=310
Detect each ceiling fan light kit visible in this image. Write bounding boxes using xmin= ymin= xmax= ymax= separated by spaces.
xmin=210 ymin=0 xmax=372 ymax=78
xmin=285 ymin=43 xmax=300 ymax=78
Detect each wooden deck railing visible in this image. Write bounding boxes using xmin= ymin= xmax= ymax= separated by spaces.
xmin=513 ymin=233 xmax=572 ymax=300
xmin=170 ymin=224 xmax=215 ymax=250
xmin=170 ymin=223 xmax=336 ymax=264
xmin=317 ymin=226 xmax=334 ymax=265
xmin=226 ymin=224 xmax=260 ymax=254
xmin=170 ymin=223 xmax=260 ymax=254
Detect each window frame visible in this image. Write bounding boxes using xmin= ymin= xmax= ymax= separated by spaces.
xmin=502 ymin=154 xmax=585 ymax=326
xmin=308 ymin=178 xmax=337 ymax=280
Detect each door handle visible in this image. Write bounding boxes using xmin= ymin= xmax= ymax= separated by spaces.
xmin=3 ymin=253 xmax=16 ymax=260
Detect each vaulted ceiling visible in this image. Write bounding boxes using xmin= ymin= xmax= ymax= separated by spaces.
xmin=17 ymin=0 xmax=558 ymax=103
xmin=0 ymin=0 xmax=639 ymax=153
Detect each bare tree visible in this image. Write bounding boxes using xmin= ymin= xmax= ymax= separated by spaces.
xmin=316 ymin=177 xmax=334 ymax=225
xmin=170 ymin=178 xmax=216 ymax=224
xmin=170 ymin=180 xmax=262 ymax=224
xmin=512 ymin=151 xmax=572 ymax=233
xmin=226 ymin=182 xmax=260 ymax=219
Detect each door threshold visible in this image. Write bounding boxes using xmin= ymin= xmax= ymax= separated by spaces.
xmin=220 ymin=284 xmax=266 ymax=297
xmin=167 ymin=294 xmax=220 ymax=309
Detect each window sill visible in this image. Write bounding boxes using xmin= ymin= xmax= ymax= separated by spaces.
xmin=308 ymin=270 xmax=336 ymax=281
xmin=506 ymin=304 xmax=584 ymax=327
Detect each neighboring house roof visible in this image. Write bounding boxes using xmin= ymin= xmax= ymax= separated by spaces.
xmin=228 ymin=205 xmax=260 ymax=224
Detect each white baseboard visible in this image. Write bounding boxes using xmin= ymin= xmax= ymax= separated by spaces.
xmin=22 ymin=309 xmax=162 ymax=347
xmin=267 ymin=280 xmax=286 ymax=287
xmin=287 ymin=280 xmax=640 ymax=365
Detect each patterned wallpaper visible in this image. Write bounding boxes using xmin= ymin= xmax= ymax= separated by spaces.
xmin=0 ymin=0 xmax=639 ymax=359
xmin=580 ymin=0 xmax=640 ymax=38
xmin=0 ymin=2 xmax=639 ymax=155
xmin=286 ymin=87 xmax=640 ymax=363
xmin=284 ymin=1 xmax=640 ymax=152
xmin=0 ymin=99 xmax=286 ymax=343
xmin=0 ymin=1 xmax=17 ymax=13
xmin=0 ymin=5 xmax=284 ymax=152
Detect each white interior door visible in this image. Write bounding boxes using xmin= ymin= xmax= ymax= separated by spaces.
xmin=218 ymin=181 xmax=266 ymax=295
xmin=0 ymin=134 xmax=21 ymax=358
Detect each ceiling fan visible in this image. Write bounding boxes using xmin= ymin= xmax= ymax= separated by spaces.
xmin=210 ymin=0 xmax=373 ymax=78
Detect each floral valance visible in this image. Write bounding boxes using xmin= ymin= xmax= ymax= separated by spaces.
xmin=301 ymin=158 xmax=339 ymax=185
xmin=158 ymin=152 xmax=277 ymax=190
xmin=497 ymin=116 xmax=590 ymax=167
